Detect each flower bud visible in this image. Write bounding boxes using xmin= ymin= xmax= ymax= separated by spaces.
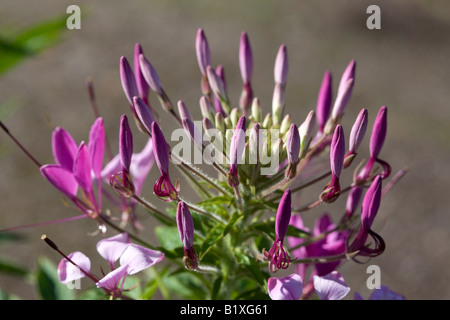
xmin=316 ymin=71 xmax=332 ymax=133
xmin=251 ymin=97 xmax=262 ymax=123
xmin=139 ymin=54 xmax=163 ymax=96
xmin=195 ymin=28 xmax=210 ymax=77
xmin=134 ymin=43 xmax=150 ymax=103
xmin=177 ymin=100 xmax=192 ymax=122
xmin=120 ymin=56 xmax=139 ymax=106
xmin=285 ymin=124 xmax=300 ymax=179
xmin=299 ymin=110 xmax=316 ymax=158
xmin=176 ymin=201 xmax=198 ymax=270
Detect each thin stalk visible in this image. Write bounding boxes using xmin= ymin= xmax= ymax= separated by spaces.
xmin=131 ymin=194 xmax=175 ymax=225
xmin=176 ymin=164 xmax=212 ymax=199
xmin=0 ymin=214 xmax=87 ymax=232
xmin=290 ymin=250 xmax=360 ymax=264
xmin=271 ymin=170 xmax=331 ymax=201
xmin=172 ymin=154 xmax=232 ymax=197
xmin=0 ymin=121 xmax=42 ymax=167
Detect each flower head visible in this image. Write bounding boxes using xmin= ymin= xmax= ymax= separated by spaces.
xmin=264 ymin=188 xmax=292 ymax=272
xmin=176 ymin=202 xmax=198 ymax=270
xmin=227 ymin=115 xmax=247 ymax=188
xmin=349 ymin=175 xmax=385 ymax=257
xmin=321 ymin=124 xmax=345 ymax=203
xmin=151 ymin=121 xmax=179 ymax=201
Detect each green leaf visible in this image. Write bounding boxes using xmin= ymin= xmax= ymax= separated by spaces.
xmin=163 ymin=271 xmax=207 ymax=300
xmin=210 ymin=276 xmax=223 ymax=300
xmin=222 ymin=210 xmax=242 ymax=237
xmin=199 ymin=223 xmax=225 ymax=260
xmin=155 ymin=226 xmax=183 ymax=251
xmin=0 ymin=288 xmax=20 ymax=300
xmin=0 ymin=232 xmax=24 ymax=245
xmin=0 ymin=16 xmax=68 ymax=75
xmin=0 ymin=257 xmax=28 ymax=277
xmin=196 ymin=196 xmax=231 ymax=206
xmin=36 ymin=256 xmax=75 ymax=300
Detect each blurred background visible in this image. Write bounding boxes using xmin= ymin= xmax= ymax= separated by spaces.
xmin=0 ymin=0 xmax=449 ymax=299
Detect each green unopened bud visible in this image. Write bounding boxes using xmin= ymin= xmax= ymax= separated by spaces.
xmin=299 ymin=110 xmax=316 ymax=158
xmin=280 ymin=114 xmax=292 ymax=135
xmin=251 ymin=97 xmax=262 ymax=123
xmin=263 ymin=113 xmax=272 ymax=129
xmin=230 ymin=108 xmax=241 ymax=128
xmin=215 ymin=112 xmax=225 ymax=134
xmin=224 ymin=117 xmax=232 ymax=130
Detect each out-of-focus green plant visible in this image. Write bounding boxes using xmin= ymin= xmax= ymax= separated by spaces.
xmin=0 ymin=16 xmax=67 ymax=76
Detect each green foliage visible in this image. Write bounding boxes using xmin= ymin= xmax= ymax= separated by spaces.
xmin=0 ymin=16 xmax=68 ymax=76
xmin=36 ymin=256 xmax=75 ymax=300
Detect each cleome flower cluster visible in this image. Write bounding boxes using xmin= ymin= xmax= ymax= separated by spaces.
xmin=1 ymin=28 xmax=407 ymax=300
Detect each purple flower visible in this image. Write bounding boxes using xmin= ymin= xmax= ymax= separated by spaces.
xmin=310 ymin=214 xmax=347 ymax=276
xmin=354 ymin=285 xmax=405 ymax=300
xmin=120 ymin=56 xmax=139 ymax=107
xmin=207 ymin=65 xmax=229 ymax=108
xmin=264 ymin=188 xmax=292 ymax=272
xmin=134 ymin=43 xmax=150 ymax=105
xmin=58 ymin=251 xmax=91 ymax=285
xmin=267 ymin=273 xmax=303 ymax=300
xmin=133 ymin=96 xmax=156 ymax=135
xmin=272 ymin=44 xmax=288 ymax=124
xmin=152 ymin=121 xmax=179 ymax=201
xmin=285 ymin=123 xmax=300 ymax=179
xmin=108 ymin=115 xmax=135 ymax=197
xmin=227 ymin=116 xmax=247 ymax=188
xmin=330 ymin=60 xmax=356 ymax=122
xmin=321 ymin=124 xmax=345 ymax=203
xmin=139 ymin=54 xmax=163 ymax=96
xmin=51 ymin=127 xmax=78 ymax=171
xmin=239 ymin=31 xmax=253 ymax=113
xmin=313 ymin=271 xmax=350 ymax=300
xmin=176 ymin=201 xmax=198 ymax=270
xmin=358 ymin=106 xmax=391 ymax=181
xmin=344 ymin=108 xmax=368 ymax=168
xmin=177 ymin=100 xmax=193 ymax=122
xmin=349 ymin=175 xmax=385 ymax=257
xmin=96 ymin=232 xmax=131 ymax=269
xmin=316 ymin=71 xmax=332 ymax=134
xmin=58 ymin=233 xmax=164 ymax=299
xmin=119 ymin=115 xmax=133 ymax=174
xmin=195 ymin=28 xmax=211 ymax=78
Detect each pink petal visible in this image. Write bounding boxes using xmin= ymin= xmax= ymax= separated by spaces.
xmin=96 ymin=264 xmax=129 ymax=291
xmin=40 ymin=164 xmax=78 ymax=200
xmin=96 ymin=233 xmax=131 ymax=266
xmin=73 ymin=142 xmax=93 ymax=193
xmin=267 ymin=274 xmax=303 ymax=300
xmin=119 ymin=244 xmax=164 ymax=275
xmin=101 ymin=154 xmax=121 ymax=183
xmin=58 ymin=251 xmax=91 ymax=284
xmin=313 ymin=271 xmax=350 ymax=300
xmin=52 ymin=127 xmax=78 ymax=171
xmin=88 ymin=117 xmax=105 ymax=179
